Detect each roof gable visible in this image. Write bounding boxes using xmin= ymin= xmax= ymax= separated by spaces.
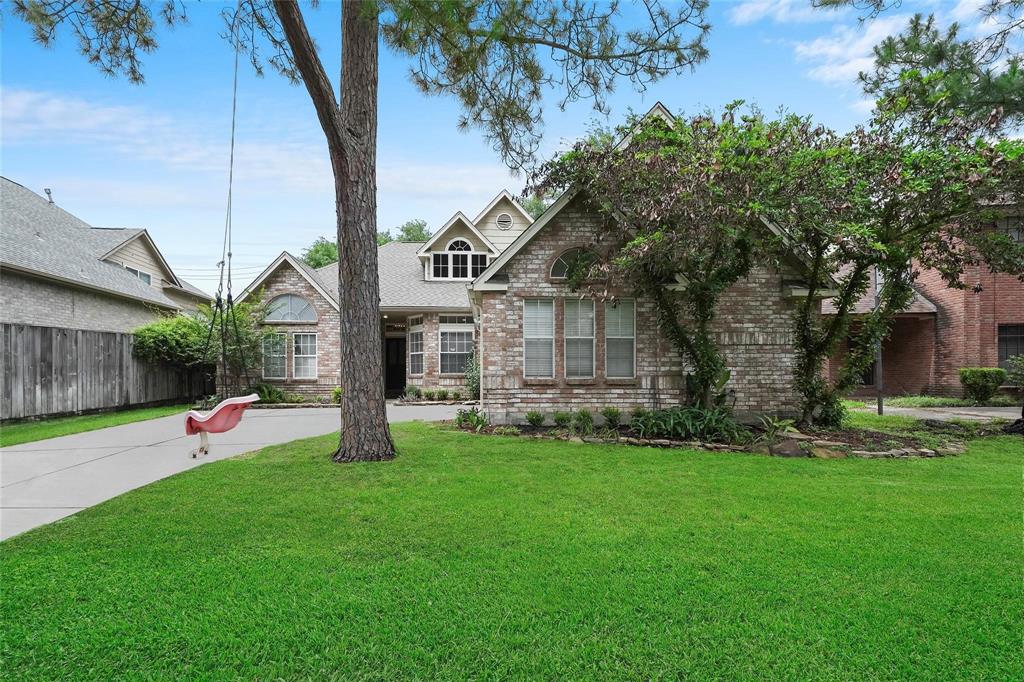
xmin=472 ymin=190 xmax=534 ymax=226
xmin=416 ymin=212 xmax=499 ymax=256
xmin=100 ymin=230 xmax=182 ymax=287
xmin=236 ymin=251 xmax=340 ymax=310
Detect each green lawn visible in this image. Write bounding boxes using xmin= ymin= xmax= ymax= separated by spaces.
xmin=2 ymin=423 xmax=1021 ymax=679
xmin=0 ymin=404 xmax=189 ymax=447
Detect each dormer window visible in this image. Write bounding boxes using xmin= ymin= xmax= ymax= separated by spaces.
xmin=431 ymin=239 xmax=489 ymax=280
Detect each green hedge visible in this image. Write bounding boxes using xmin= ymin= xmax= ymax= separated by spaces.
xmin=958 ymin=367 xmax=1008 ymax=402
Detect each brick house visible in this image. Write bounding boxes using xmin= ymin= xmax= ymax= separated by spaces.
xmin=0 ymin=177 xmax=208 ymax=333
xmin=824 ymin=218 xmax=1024 ymax=397
xmin=241 ymin=180 xmax=823 ymax=422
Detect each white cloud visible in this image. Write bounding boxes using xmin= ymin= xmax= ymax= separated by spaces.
xmin=728 ymin=0 xmax=846 ymax=25
xmin=792 ymin=15 xmax=912 ymax=85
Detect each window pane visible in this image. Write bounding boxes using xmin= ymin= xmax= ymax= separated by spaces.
xmin=607 ymin=338 xmax=634 ymax=378
xmin=262 ymin=334 xmax=285 ymax=379
xmin=451 ymin=253 xmax=468 ymax=278
xmin=448 ymin=240 xmax=472 ymax=251
xmin=524 ymin=299 xmax=553 ymax=337
xmin=433 ymin=253 xmax=449 ymax=278
xmin=565 ymin=338 xmax=594 ymax=377
xmin=293 ymin=333 xmax=317 ymax=378
xmin=267 ymin=295 xmax=316 ymax=321
xmin=998 ymin=324 xmax=1023 ymax=368
xmin=605 ymin=301 xmax=635 ymax=337
xmin=294 ymin=357 xmax=316 ymax=379
xmin=440 ymin=331 xmax=472 ymax=374
xmin=408 ymin=330 xmax=423 ymax=354
xmin=471 ymin=254 xmax=488 ymax=277
xmin=525 ymin=339 xmax=554 ymax=377
xmin=564 ymin=299 xmax=594 ymax=337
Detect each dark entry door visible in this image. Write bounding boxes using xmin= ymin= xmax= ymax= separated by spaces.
xmin=384 ymin=338 xmax=407 ymax=397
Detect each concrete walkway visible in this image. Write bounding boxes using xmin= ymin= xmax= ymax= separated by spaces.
xmin=0 ymin=403 xmax=457 ymax=541
xmin=852 ymin=405 xmax=1020 ymax=422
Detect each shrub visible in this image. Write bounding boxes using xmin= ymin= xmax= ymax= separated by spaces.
xmin=283 ymin=392 xmax=305 ymax=403
xmin=451 ymin=391 xmax=461 ymax=401
xmin=332 ymin=386 xmax=344 ymax=404
xmin=599 ymin=407 xmax=621 ymax=429
xmin=1007 ymin=355 xmax=1024 ymax=390
xmin=133 ymin=315 xmax=208 ymax=369
xmin=455 ymin=407 xmax=488 ymax=432
xmin=525 ymin=411 xmax=545 ymax=427
xmin=423 ymin=389 xmax=436 ymax=401
xmin=436 ymin=389 xmax=449 ymax=401
xmin=254 ymin=383 xmax=285 ymax=404
xmin=404 ymin=385 xmax=421 ymax=400
xmin=492 ymin=425 xmax=520 ymax=436
xmin=572 ymin=409 xmax=594 ymax=436
xmin=464 ymin=350 xmax=481 ymax=400
xmin=759 ymin=415 xmax=795 ymax=443
xmin=552 ymin=411 xmax=572 ymax=428
xmin=959 ymin=367 xmax=1008 ymax=402
xmin=629 ymin=405 xmax=741 ymax=442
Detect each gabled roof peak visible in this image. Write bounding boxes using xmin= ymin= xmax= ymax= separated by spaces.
xmin=416 ymin=211 xmax=499 ymax=256
xmin=471 ymin=189 xmax=534 ymax=226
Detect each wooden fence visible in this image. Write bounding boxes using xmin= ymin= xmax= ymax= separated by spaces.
xmin=1 ymin=323 xmax=212 ymax=421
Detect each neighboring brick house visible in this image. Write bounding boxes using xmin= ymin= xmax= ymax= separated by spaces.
xmin=0 ymin=177 xmax=208 ymax=333
xmin=824 ymin=218 xmax=1024 ymax=397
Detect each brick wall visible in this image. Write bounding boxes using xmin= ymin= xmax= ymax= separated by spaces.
xmin=828 ymin=316 xmax=936 ymax=396
xmin=255 ymin=263 xmax=341 ymax=399
xmin=916 ymin=264 xmax=1024 ymax=395
xmin=0 ymin=270 xmax=168 ymax=333
xmin=404 ymin=312 xmax=470 ymax=394
xmin=479 ymin=195 xmax=806 ymax=424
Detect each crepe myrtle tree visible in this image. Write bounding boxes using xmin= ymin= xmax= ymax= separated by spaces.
xmin=14 ymin=0 xmax=713 ymax=461
xmin=531 ymin=104 xmax=783 ymax=408
xmin=759 ymin=106 xmax=1024 ymax=427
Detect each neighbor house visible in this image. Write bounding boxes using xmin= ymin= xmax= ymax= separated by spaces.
xmin=0 ymin=177 xmax=208 ymax=333
xmin=824 ymin=219 xmax=1024 ymax=397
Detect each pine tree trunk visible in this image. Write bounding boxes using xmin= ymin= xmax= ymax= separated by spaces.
xmin=333 ymin=2 xmax=395 ymax=462
xmin=274 ymin=0 xmax=395 ymax=462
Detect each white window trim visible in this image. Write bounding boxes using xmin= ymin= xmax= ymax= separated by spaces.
xmin=408 ymin=318 xmax=424 ymax=376
xmin=262 ymin=332 xmax=286 ymax=380
xmin=430 ymin=250 xmax=489 ymax=281
xmin=605 ymin=299 xmax=637 ymax=379
xmin=523 ymin=298 xmax=555 ymax=379
xmin=564 ymin=298 xmax=595 ymax=379
xmin=124 ymin=265 xmax=152 ymax=285
xmin=438 ymin=317 xmax=475 ymax=375
xmin=292 ymin=332 xmax=318 ymax=379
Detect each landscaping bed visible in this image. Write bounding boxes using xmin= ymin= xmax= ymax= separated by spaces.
xmin=450 ymin=405 xmax=996 ymax=459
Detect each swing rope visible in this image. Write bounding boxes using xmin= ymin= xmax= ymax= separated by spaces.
xmin=202 ymin=2 xmax=253 ymax=399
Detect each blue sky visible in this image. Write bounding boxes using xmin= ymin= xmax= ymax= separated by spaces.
xmin=1 ymin=1 xmax=971 ymax=292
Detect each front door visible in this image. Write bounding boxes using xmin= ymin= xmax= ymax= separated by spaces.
xmin=384 ymin=338 xmax=407 ymax=397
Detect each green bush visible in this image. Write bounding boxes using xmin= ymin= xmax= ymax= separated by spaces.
xmin=492 ymin=425 xmax=521 ymax=436
xmin=455 ymin=407 xmax=488 ymax=432
xmin=1007 ymin=355 xmax=1024 ymax=389
xmin=436 ymin=389 xmax=449 ymax=401
xmin=959 ymin=367 xmax=1008 ymax=402
xmin=451 ymin=391 xmax=461 ymax=401
xmin=421 ymin=390 xmax=435 ymax=401
xmin=133 ymin=315 xmax=208 ymax=369
xmin=525 ymin=411 xmax=545 ymax=427
xmin=254 ymin=383 xmax=285 ymax=404
xmin=464 ymin=350 xmax=481 ymax=400
xmin=284 ymin=393 xmax=305 ymax=403
xmin=552 ymin=411 xmax=572 ymax=428
xmin=599 ymin=407 xmax=621 ymax=429
xmin=629 ymin=406 xmax=741 ymax=443
xmin=404 ymin=385 xmax=421 ymax=400
xmin=332 ymin=386 xmax=344 ymax=404
xmin=572 ymin=409 xmax=594 ymax=436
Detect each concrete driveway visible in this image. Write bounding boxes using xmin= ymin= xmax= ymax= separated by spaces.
xmin=1 ymin=403 xmax=458 ymax=541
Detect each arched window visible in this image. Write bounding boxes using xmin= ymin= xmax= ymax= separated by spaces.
xmin=550 ymin=248 xmax=598 ymax=279
xmin=447 ymin=239 xmax=472 ymax=252
xmin=265 ymin=294 xmax=317 ymax=322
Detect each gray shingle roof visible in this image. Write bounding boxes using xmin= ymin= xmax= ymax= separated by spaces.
xmin=312 ymin=241 xmax=472 ymax=309
xmin=1 ymin=177 xmax=203 ymax=308
xmin=821 ymin=265 xmax=938 ymax=315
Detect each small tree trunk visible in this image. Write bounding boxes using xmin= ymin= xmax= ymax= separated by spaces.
xmin=274 ymin=0 xmax=395 ymax=461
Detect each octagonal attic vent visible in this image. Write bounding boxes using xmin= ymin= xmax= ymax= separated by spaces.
xmin=495 ymin=212 xmax=514 ymax=230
